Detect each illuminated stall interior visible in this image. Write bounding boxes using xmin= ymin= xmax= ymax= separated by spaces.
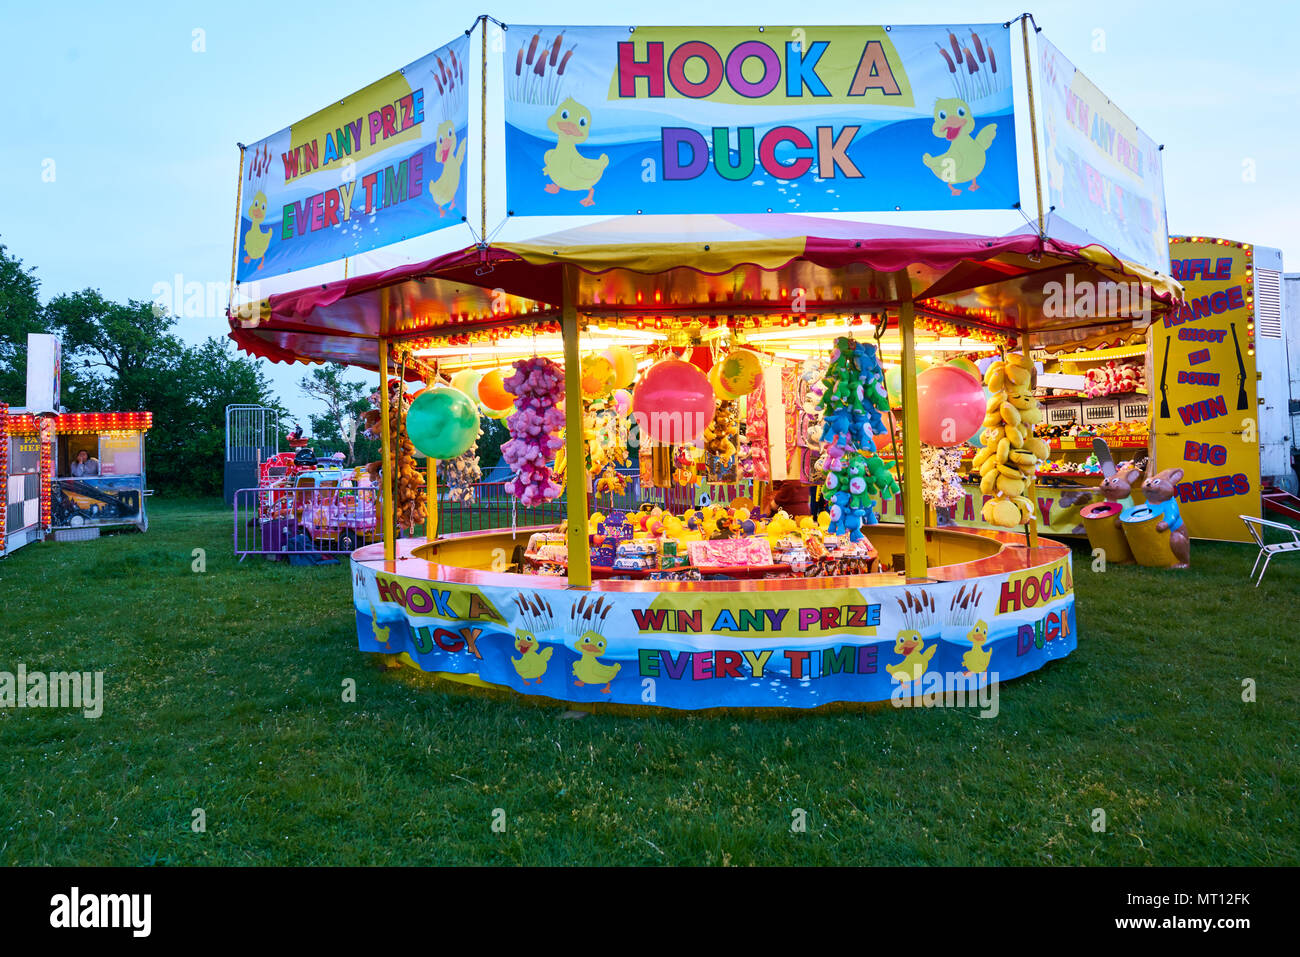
xmin=230 ymin=214 xmax=1181 ymax=582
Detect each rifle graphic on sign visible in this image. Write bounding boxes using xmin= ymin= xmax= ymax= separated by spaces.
xmin=1230 ymin=322 xmax=1248 ymax=411
xmin=1158 ymin=336 xmax=1171 ymax=419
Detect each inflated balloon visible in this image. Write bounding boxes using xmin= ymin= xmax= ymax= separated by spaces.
xmin=947 ymin=356 xmax=980 ymax=382
xmin=449 ymin=369 xmax=481 ymax=399
xmin=708 ymin=361 xmax=740 ymax=400
xmin=478 ymin=368 xmax=514 ymax=411
xmin=604 ymin=346 xmax=638 ymax=389
xmin=612 ymin=388 xmax=632 ymax=417
xmin=407 ymin=388 xmax=480 ymax=459
xmin=581 ymin=354 xmax=615 ymax=399
xmin=884 ymin=361 xmax=928 ymax=409
xmin=717 ymin=350 xmax=763 ymax=397
xmin=916 ymin=364 xmax=986 ymax=447
xmin=632 ymin=358 xmax=714 ymax=445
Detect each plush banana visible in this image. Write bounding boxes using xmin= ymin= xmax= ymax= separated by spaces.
xmin=978 ymin=353 xmax=1045 ymax=528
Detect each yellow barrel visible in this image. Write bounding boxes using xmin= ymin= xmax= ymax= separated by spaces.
xmin=1081 ymin=501 xmax=1133 ymax=563
xmin=1119 ymin=504 xmax=1179 ymax=567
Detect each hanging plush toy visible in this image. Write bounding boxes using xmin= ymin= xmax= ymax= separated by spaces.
xmin=502 ymin=357 xmax=566 ymax=506
xmin=920 ymin=444 xmax=963 ymax=512
xmin=975 ymin=353 xmax=1049 ymax=526
xmin=362 ymin=379 xmax=426 ymax=529
xmin=703 ymin=399 xmax=738 ymax=482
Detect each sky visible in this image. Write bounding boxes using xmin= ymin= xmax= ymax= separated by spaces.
xmin=1 ymin=0 xmax=1296 ymax=428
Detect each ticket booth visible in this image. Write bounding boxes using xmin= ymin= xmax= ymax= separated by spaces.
xmin=50 ymin=412 xmax=152 ymax=535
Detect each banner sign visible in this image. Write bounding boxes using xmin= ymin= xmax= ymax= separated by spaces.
xmin=1037 ymin=36 xmax=1169 ymax=274
xmin=25 ymin=334 xmax=61 ymax=414
xmin=236 ymin=35 xmax=470 ymax=283
xmin=504 ymin=24 xmax=1018 ymax=216
xmin=352 ymin=555 xmax=1075 ymax=710
xmin=1151 ymin=239 xmax=1259 ymax=542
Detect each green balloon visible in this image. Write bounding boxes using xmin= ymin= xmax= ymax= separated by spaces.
xmin=407 ymin=388 xmax=480 ymax=460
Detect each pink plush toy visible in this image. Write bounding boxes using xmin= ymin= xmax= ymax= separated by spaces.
xmin=501 ymin=357 xmax=566 ymax=505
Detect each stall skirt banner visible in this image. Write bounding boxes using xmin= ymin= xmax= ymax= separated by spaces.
xmin=504 ymin=24 xmax=1019 ymax=216
xmin=351 ymin=557 xmax=1074 ymax=710
xmin=236 ymin=35 xmax=470 ymax=283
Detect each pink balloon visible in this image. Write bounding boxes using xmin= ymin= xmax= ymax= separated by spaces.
xmin=917 ymin=364 xmax=986 ymax=447
xmin=631 ymin=358 xmax=713 ymax=445
xmin=612 ymin=388 xmax=631 ymax=417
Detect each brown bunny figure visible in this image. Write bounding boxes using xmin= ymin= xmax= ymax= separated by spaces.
xmin=1140 ymin=467 xmax=1190 ymax=568
xmin=1098 ymin=459 xmax=1143 ymax=528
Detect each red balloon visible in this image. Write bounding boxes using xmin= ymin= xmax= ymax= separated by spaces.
xmin=917 ymin=364 xmax=986 ymax=447
xmin=631 ymin=358 xmax=713 ymax=445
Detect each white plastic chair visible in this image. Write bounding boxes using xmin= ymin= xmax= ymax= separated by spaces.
xmin=1240 ymin=516 xmax=1300 ymax=586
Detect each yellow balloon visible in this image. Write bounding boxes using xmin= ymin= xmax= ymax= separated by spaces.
xmin=581 ymin=354 xmax=615 ymax=399
xmin=449 ymin=369 xmax=481 ymax=397
xmin=708 ymin=362 xmax=740 ymax=400
xmin=718 ymin=350 xmax=763 ymax=397
xmin=604 ymin=346 xmax=638 ymax=389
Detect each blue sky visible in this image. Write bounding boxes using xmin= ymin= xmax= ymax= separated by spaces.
xmin=1 ymin=0 xmax=1294 ymax=425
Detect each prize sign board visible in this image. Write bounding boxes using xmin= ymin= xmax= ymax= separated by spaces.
xmin=1152 ymin=238 xmax=1260 ymax=542
xmin=236 ymin=35 xmax=470 ymax=283
xmin=504 ymin=24 xmax=1018 ymax=216
xmin=352 ymin=554 xmax=1075 ymax=711
xmin=1037 ymin=36 xmax=1169 ymax=274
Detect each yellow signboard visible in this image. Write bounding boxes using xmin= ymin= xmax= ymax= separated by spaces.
xmin=1153 ymin=238 xmax=1260 ymax=542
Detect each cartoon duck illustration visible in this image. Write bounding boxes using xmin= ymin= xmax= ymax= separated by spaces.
xmin=512 ymin=630 xmax=553 ymax=685
xmin=962 ymin=620 xmax=992 ymax=676
xmin=429 ymin=121 xmax=466 ymax=215
xmin=885 ymin=630 xmax=937 ymax=684
xmin=543 ymin=98 xmax=608 ymax=207
xmin=922 ymin=98 xmax=997 ymax=195
xmin=572 ymin=631 xmax=620 ymax=693
xmin=242 ymin=190 xmax=271 ymax=269
xmin=367 ymin=601 xmax=390 ymax=649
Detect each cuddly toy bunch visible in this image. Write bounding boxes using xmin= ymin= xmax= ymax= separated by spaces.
xmin=501 ymin=357 xmax=566 ymax=506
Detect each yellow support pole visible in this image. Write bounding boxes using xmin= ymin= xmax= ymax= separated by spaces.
xmin=426 ymin=454 xmax=438 ymax=541
xmin=560 ymin=265 xmax=591 ymax=588
xmin=898 ymin=292 xmax=928 ymax=580
xmin=378 ymin=290 xmax=395 ymax=564
xmin=1021 ymin=15 xmax=1046 ymax=237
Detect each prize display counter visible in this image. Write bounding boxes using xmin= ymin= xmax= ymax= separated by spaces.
xmin=351 ymin=523 xmax=1077 ymax=711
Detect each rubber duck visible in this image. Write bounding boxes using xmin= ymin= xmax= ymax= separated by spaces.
xmin=512 ymin=631 xmax=553 ymax=685
xmin=543 ymin=98 xmax=609 ymax=207
xmin=572 ymin=632 xmax=620 ymax=693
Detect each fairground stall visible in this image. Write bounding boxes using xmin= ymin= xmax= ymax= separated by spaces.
xmin=1 ymin=409 xmax=153 ymax=555
xmin=226 ymin=17 xmax=1182 ymax=709
xmin=230 ymin=214 xmax=1180 ymax=709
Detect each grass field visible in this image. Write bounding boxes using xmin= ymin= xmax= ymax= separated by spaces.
xmin=1 ymin=499 xmax=1296 ymax=866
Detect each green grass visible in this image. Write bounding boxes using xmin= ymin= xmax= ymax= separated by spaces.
xmin=1 ymin=499 xmax=1296 ymax=866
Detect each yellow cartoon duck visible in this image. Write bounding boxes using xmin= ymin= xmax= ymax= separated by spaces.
xmin=543 ymin=98 xmax=608 ymax=207
xmin=885 ymin=630 xmax=937 ymax=684
xmin=572 ymin=631 xmax=620 ymax=693
xmin=429 ymin=121 xmax=466 ymax=215
xmin=242 ymin=191 xmax=271 ymax=269
xmin=512 ymin=630 xmax=553 ymax=685
xmin=962 ymin=620 xmax=992 ymax=676
xmin=367 ymin=601 xmax=390 ymax=649
xmin=922 ymin=98 xmax=996 ymax=195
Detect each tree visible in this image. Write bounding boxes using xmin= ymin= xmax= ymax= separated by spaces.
xmin=299 ymin=364 xmax=368 ymax=463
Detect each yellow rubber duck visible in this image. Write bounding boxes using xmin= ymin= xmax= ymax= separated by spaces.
xmin=572 ymin=631 xmax=620 ymax=693
xmin=512 ymin=630 xmax=553 ymax=685
xmin=543 ymin=98 xmax=608 ymax=207
xmin=430 ymin=121 xmax=466 ymax=215
xmin=242 ymin=190 xmax=271 ymax=269
xmin=922 ymin=98 xmax=997 ymax=195
xmin=885 ymin=630 xmax=937 ymax=684
xmin=961 ymin=620 xmax=992 ymax=676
